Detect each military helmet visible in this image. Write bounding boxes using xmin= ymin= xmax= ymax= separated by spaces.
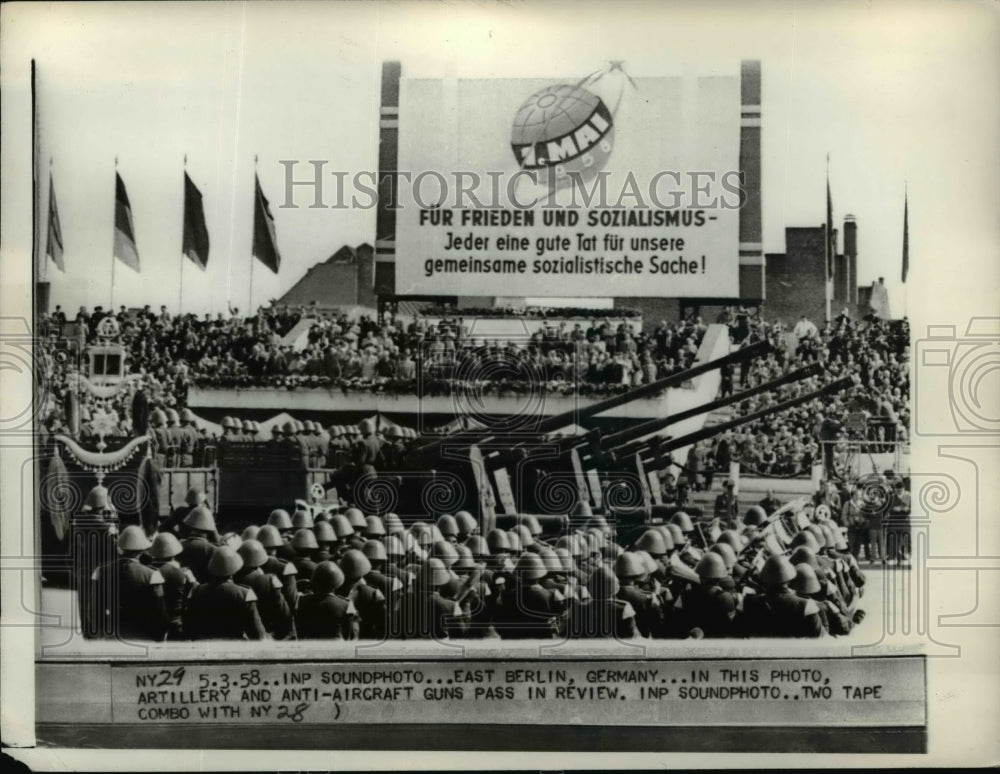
xmin=514 ymin=552 xmax=547 ymax=581
xmin=361 ymin=539 xmax=388 ymax=563
xmin=291 ymin=528 xmax=319 ymax=551
xmin=571 ymin=501 xmax=593 ymax=519
xmin=717 ymin=529 xmax=745 ymax=550
xmin=312 ymin=561 xmax=345 ymax=594
xmin=670 ymin=511 xmax=694 ymax=533
xmin=208 ymin=546 xmax=243 ymax=577
xmin=587 ymin=565 xmax=620 ymax=600
xmin=634 ymin=529 xmax=669 ymax=556
xmin=601 ymin=543 xmax=624 ymax=562
xmin=243 ymin=419 xmax=255 ymax=431
xmin=791 ymin=563 xmax=822 ymax=595
xmin=806 ymin=524 xmax=828 ymax=549
xmin=179 ymin=407 xmax=195 ymax=423
xmin=585 ymin=514 xmax=610 ymax=533
xmin=695 ymin=552 xmax=728 ymax=581
xmin=240 ymin=525 xmax=260 ymax=542
xmin=634 ymin=550 xmax=659 ymax=576
xmin=513 ymin=523 xmax=534 ymax=548
xmin=344 ymin=507 xmax=366 ymax=530
xmin=184 ymin=505 xmax=217 ymax=533
xmin=436 ymin=513 xmax=459 ymax=538
xmin=364 ymin=515 xmax=386 ymax=537
xmin=708 ymin=542 xmax=737 ymax=571
xmin=384 ymin=534 xmax=406 ymax=557
xmin=614 ymin=551 xmax=646 ymax=579
xmin=267 ymin=509 xmax=292 ymax=530
xmin=150 ymin=409 xmax=167 ymax=427
xmin=465 ymin=535 xmax=490 ymax=558
xmin=185 ymin=487 xmax=206 ymax=507
xmin=149 ymin=531 xmax=182 ymax=559
xmin=383 ymin=512 xmax=405 ymax=535
xmin=538 ymin=545 xmax=562 ymax=574
xmin=522 ymin=514 xmax=543 ymax=537
xmin=117 ymin=525 xmax=152 ymax=552
xmin=221 ymin=416 xmax=235 ymax=429
xmin=301 ymin=419 xmax=314 ymax=433
xmin=554 ymin=547 xmax=575 ymax=573
xmin=416 ymin=558 xmax=450 ymax=588
xmin=555 ymin=533 xmax=585 ymax=557
xmin=455 ymin=510 xmax=478 ymax=535
xmin=664 ymin=523 xmax=685 ymax=546
xmin=281 ymin=420 xmax=296 ymax=436
xmin=790 ymin=545 xmax=819 ymax=569
xmin=506 ymin=531 xmax=522 ymax=553
xmin=314 ymin=521 xmax=336 ymax=543
xmin=760 ymin=555 xmax=798 ymax=588
xmin=790 ymin=530 xmax=821 ymax=552
xmin=486 ymin=528 xmax=510 ymax=554
xmin=744 ymin=505 xmax=768 ymax=527
xmin=340 ymin=549 xmax=372 ymax=581
xmin=328 ymin=425 xmax=341 ymax=438
xmin=256 ymin=524 xmax=284 ymax=549
xmin=330 ymin=514 xmax=354 ymax=539
xmin=238 ymin=539 xmax=268 ymax=568
xmin=431 ymin=540 xmax=459 ymax=568
xmin=166 ymin=408 xmax=180 ymax=424
xmin=292 ymin=509 xmax=314 ymax=530
xmin=358 ymin=418 xmax=375 ymax=435
xmin=84 ymin=484 xmax=111 ymax=512
xmin=453 ymin=543 xmax=478 ymax=571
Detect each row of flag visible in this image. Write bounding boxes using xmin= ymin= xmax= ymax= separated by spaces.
xmin=44 ymin=168 xmax=282 ymax=277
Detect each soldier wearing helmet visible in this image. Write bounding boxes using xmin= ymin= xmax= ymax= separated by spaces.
xmin=182 ymin=547 xmax=267 ymax=640
xmin=338 ymin=549 xmax=388 ymax=640
xmin=741 ymin=555 xmax=823 ymax=638
xmin=290 ymin=528 xmax=321 ymax=589
xmin=614 ymin=551 xmax=662 ymax=638
xmin=362 ymin=539 xmax=404 ymax=603
xmin=351 ymin=418 xmax=383 ymax=481
xmin=89 ymin=526 xmax=168 ymax=641
xmin=150 ymin=409 xmax=169 ymax=467
xmin=454 ymin=510 xmax=478 ymax=542
xmin=394 ymin=558 xmax=463 ymax=640
xmin=162 ymin=486 xmax=208 ymax=536
xmin=149 ymin=532 xmax=197 ymax=640
xmin=177 ymin=407 xmax=198 ymax=466
xmin=295 ymin=562 xmax=359 ymax=640
xmin=313 ymin=520 xmax=337 ymax=562
xmin=791 ymin=563 xmax=854 ymax=637
xmin=493 ymin=553 xmax=564 ymax=639
xmin=257 ymin=524 xmax=300 ymax=611
xmin=265 ymin=509 xmax=297 ymax=561
xmin=436 ymin=514 xmax=459 ymax=544
xmin=72 ymin=484 xmax=120 ymax=636
xmin=179 ymin=506 xmax=219 ymax=583
xmin=675 ymin=552 xmax=738 ymax=638
xmin=235 ymin=539 xmax=295 ymax=640
xmin=163 ymin=408 xmax=182 ymax=464
xmin=567 ymin=565 xmax=639 ymax=639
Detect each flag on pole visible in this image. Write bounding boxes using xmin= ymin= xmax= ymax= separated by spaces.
xmin=825 ymin=172 xmax=835 ymax=281
xmin=46 ymin=172 xmax=65 ymax=272
xmin=901 ymin=188 xmax=909 ymax=283
xmin=114 ymin=172 xmax=141 ymax=271
xmin=182 ymin=172 xmax=210 ymax=270
xmin=252 ymin=173 xmax=281 ymax=274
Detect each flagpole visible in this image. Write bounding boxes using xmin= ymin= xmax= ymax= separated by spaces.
xmin=111 ymin=157 xmax=118 ymax=310
xmin=249 ymin=155 xmax=257 ymax=315
xmin=824 ymin=154 xmax=832 ymax=323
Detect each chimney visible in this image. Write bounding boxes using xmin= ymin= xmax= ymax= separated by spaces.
xmin=844 ymin=215 xmax=857 ymax=304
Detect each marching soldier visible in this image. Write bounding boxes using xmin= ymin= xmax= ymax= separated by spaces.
xmin=236 ymin=539 xmax=296 ymax=640
xmin=338 ymin=549 xmax=388 ymax=640
xmin=148 ymin=532 xmax=197 ymax=640
xmin=741 ymin=555 xmax=824 ymax=638
xmin=296 ymin=562 xmax=359 ymax=639
xmin=493 ymin=553 xmax=563 ymax=639
xmin=89 ymin=526 xmax=169 ymax=641
xmin=395 ymin=558 xmax=466 ymax=640
xmin=791 ymin=563 xmax=853 ymax=636
xmin=256 ymin=524 xmax=299 ymax=611
xmin=179 ymin=505 xmax=219 ymax=583
xmin=162 ymin=486 xmax=207 ymax=536
xmin=677 ymin=553 xmax=739 ymax=638
xmin=183 ymin=547 xmax=267 ymax=640
xmin=290 ymin=528 xmax=321 ymax=591
xmin=567 ymin=565 xmax=639 ymax=639
xmin=266 ymin=509 xmax=297 ymax=561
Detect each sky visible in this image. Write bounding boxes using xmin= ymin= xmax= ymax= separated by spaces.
xmin=2 ymin=0 xmax=999 ymax=317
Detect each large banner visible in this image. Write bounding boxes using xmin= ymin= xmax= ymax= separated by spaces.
xmin=395 ymin=70 xmax=742 ymax=297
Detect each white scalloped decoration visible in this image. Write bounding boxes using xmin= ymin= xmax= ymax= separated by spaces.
xmin=55 ymin=434 xmax=151 ymax=471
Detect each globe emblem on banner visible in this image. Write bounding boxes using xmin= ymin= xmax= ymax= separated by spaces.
xmin=510 ymin=83 xmax=615 ymax=192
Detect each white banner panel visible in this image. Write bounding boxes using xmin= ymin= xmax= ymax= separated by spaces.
xmin=395 ymin=72 xmax=742 ymax=297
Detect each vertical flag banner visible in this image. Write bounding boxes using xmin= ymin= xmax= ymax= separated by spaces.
xmin=114 ymin=172 xmax=141 ymax=271
xmin=46 ymin=172 xmax=65 ymax=272
xmin=825 ymin=174 xmax=835 ymax=281
xmin=252 ymin=173 xmax=281 ymax=274
xmin=182 ymin=172 xmax=210 ymax=271
xmin=901 ymin=189 xmax=909 ymax=283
